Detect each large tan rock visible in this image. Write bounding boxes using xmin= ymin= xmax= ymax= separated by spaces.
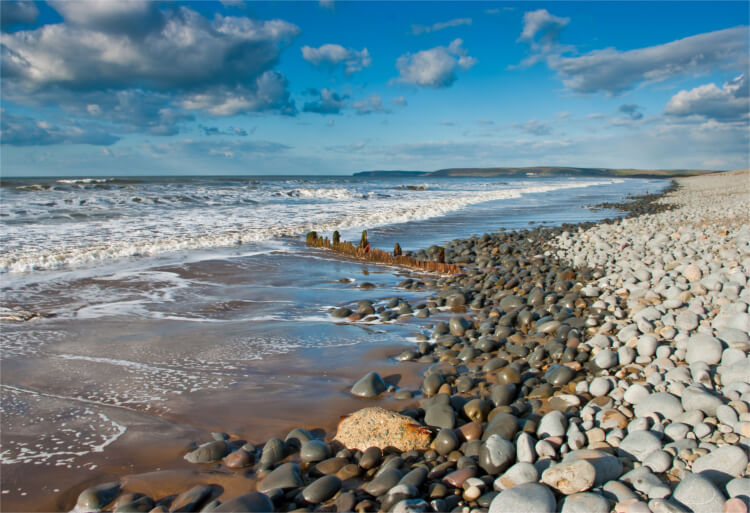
xmin=334 ymin=407 xmax=432 ymax=452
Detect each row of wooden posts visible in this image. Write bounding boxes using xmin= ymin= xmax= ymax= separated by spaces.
xmin=305 ymin=230 xmax=461 ymax=274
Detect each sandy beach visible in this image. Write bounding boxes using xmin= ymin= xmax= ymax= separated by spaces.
xmin=23 ymin=170 xmax=745 ymax=513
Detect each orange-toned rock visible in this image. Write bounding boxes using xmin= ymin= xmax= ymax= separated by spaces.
xmin=334 ymin=407 xmax=432 ymax=452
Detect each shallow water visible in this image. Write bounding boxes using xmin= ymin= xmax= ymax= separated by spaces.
xmin=0 ymin=175 xmax=668 ymax=510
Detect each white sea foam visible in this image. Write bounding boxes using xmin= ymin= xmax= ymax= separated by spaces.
xmin=1 ymin=177 xmax=625 ymax=276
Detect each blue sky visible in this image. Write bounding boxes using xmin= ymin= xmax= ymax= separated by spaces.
xmin=1 ymin=0 xmax=748 ymax=176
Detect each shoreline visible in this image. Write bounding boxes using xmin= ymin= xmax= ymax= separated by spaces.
xmin=7 ymin=171 xmax=750 ymax=512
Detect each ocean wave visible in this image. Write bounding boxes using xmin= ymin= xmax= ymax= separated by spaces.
xmin=0 ymin=177 xmax=630 ymax=275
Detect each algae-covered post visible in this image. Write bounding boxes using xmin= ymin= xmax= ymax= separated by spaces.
xmin=393 ymin=243 xmax=402 ymax=257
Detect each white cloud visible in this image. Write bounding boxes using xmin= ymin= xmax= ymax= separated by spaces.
xmin=550 ymin=26 xmax=749 ymax=95
xmin=394 ymin=39 xmax=476 ymax=88
xmin=411 ymin=18 xmax=472 ymax=35
xmin=1 ymin=6 xmax=300 ymax=120
xmin=519 ymin=9 xmax=569 ymax=43
xmin=181 ymin=72 xmax=295 ymax=116
xmin=665 ymin=74 xmax=749 ymax=122
xmin=353 ymin=94 xmax=386 ymax=115
xmin=391 ymin=96 xmax=407 ymax=106
xmin=48 ymin=0 xmax=163 ymax=35
xmin=301 ymin=44 xmax=371 ymax=74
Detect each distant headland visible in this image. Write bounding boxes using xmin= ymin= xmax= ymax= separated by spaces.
xmin=353 ymin=167 xmax=717 ymax=179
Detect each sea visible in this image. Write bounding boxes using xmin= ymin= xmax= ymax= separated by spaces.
xmin=0 ymin=174 xmax=668 ymax=509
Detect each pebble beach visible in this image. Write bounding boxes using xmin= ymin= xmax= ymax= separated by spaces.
xmin=59 ymin=170 xmax=750 ymax=512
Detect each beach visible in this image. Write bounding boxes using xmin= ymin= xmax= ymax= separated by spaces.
xmin=1 ymin=171 xmax=749 ymax=512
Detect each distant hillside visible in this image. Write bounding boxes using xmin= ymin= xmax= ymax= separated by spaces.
xmin=429 ymin=167 xmax=715 ymax=178
xmin=355 ymin=167 xmax=716 ymax=179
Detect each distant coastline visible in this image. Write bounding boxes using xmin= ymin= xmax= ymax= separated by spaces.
xmin=354 ymin=166 xmax=718 ymax=179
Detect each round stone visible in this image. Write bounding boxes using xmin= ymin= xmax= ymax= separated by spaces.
xmin=488 ymin=483 xmax=556 ymax=513
xmin=624 ymin=384 xmax=650 ymax=405
xmin=541 ymin=459 xmax=596 ymax=494
xmin=537 ymin=410 xmax=567 ymax=438
xmin=185 ymin=440 xmax=229 ymax=463
xmin=424 ymin=403 xmax=455 ymax=429
xmin=494 ymin=463 xmax=539 ymax=491
xmin=634 ymin=392 xmax=684 ymax=420
xmin=559 ymin=492 xmax=610 ymax=513
xmin=258 ymin=462 xmax=303 ymax=493
xmin=496 ymin=367 xmax=521 ymax=385
xmin=545 ymin=365 xmax=577 ymax=386
xmin=618 ymin=431 xmax=662 ymax=462
xmin=301 ymin=440 xmax=330 ymax=463
xmin=692 ymin=446 xmax=748 ymax=486
xmin=637 ymin=335 xmax=658 ymax=357
xmin=351 ymin=371 xmax=387 ymax=398
xmin=676 ymin=311 xmax=699 ymax=332
xmin=479 ymin=434 xmax=516 ymax=475
xmin=359 ymin=446 xmax=382 ymax=470
xmin=76 ymin=482 xmax=121 ymax=511
xmin=672 ymin=473 xmax=726 ymax=513
xmin=589 ymin=377 xmax=612 ymax=397
xmin=433 ymin=429 xmax=457 ymax=456
xmin=302 ymin=475 xmax=342 ymax=504
xmin=643 ymin=450 xmax=673 ymax=474
xmin=685 ymin=334 xmax=723 ymax=365
xmin=594 ymin=349 xmax=617 ymax=369
xmin=681 ymin=387 xmax=724 ymax=417
xmin=214 ymin=492 xmax=274 ymax=513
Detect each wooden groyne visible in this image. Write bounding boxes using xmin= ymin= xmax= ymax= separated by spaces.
xmin=306 ymin=231 xmax=461 ymax=274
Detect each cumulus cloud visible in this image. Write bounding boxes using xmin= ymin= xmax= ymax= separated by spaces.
xmin=550 ymin=26 xmax=749 ymax=95
xmin=665 ymin=74 xmax=749 ymax=122
xmin=618 ymin=104 xmax=644 ymax=120
xmin=1 ymin=112 xmax=119 ymax=146
xmin=1 ymin=1 xmax=39 ymax=29
xmin=1 ymin=5 xmax=300 ymax=135
xmin=514 ymin=119 xmax=552 ymax=136
xmin=394 ymin=39 xmax=476 ymax=88
xmin=411 ymin=18 xmax=472 ymax=35
xmin=519 ymin=9 xmax=569 ymax=43
xmin=301 ymin=44 xmax=371 ymax=74
xmin=48 ymin=0 xmax=164 ymax=36
xmin=353 ymin=94 xmax=386 ymax=115
xmin=303 ymin=88 xmax=348 ymax=115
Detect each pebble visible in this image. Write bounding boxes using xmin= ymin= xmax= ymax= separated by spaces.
xmin=681 ymin=387 xmax=724 ymax=416
xmin=541 ymin=459 xmax=596 ymax=494
xmin=214 ymin=492 xmax=274 ymax=512
xmin=537 ymin=410 xmax=567 ymax=438
xmin=351 ymin=371 xmax=387 ymax=398
xmin=76 ymin=482 xmax=121 ymax=511
xmin=257 ymin=462 xmax=303 ymax=493
xmin=594 ymin=349 xmax=618 ymax=369
xmin=589 ymin=377 xmax=612 ymax=397
xmin=638 ymin=335 xmax=659 ymax=357
xmin=643 ymin=449 xmax=673 ymax=474
xmin=302 ymin=475 xmax=342 ymax=504
xmin=479 ymin=435 xmax=516 ymax=475
xmin=692 ymin=446 xmax=749 ymax=486
xmin=300 ymin=439 xmax=330 ymax=463
xmin=433 ymin=428 xmax=457 ymax=456
xmin=488 ymin=483 xmax=556 ymax=513
xmin=618 ymin=430 xmax=663 ymax=461
xmin=672 ymin=472 xmax=727 ymax=513
xmin=634 ymin=392 xmax=684 ymax=420
xmin=624 ymin=384 xmax=651 ymax=405
xmin=494 ymin=462 xmax=539 ymax=491
xmin=185 ymin=441 xmax=229 ymax=464
xmin=563 ymin=449 xmax=623 ymax=486
xmin=685 ymin=334 xmax=724 ymax=365
xmin=559 ymin=492 xmax=610 ymax=513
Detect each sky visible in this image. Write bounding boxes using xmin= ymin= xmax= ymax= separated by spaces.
xmin=1 ymin=0 xmax=748 ymax=176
